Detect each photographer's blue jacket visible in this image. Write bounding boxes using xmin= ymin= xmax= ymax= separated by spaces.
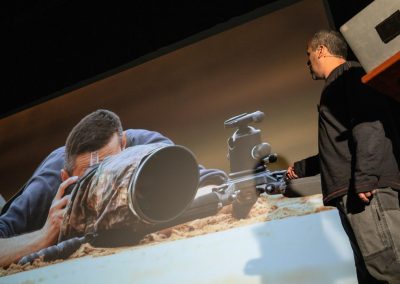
xmin=0 ymin=129 xmax=228 ymax=237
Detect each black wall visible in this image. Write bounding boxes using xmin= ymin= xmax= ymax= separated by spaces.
xmin=3 ymin=0 xmax=373 ymax=118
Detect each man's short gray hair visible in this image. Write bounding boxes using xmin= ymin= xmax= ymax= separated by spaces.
xmin=309 ymin=30 xmax=348 ymax=59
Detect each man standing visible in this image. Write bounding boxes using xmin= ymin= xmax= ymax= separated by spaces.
xmin=287 ymin=30 xmax=400 ymax=283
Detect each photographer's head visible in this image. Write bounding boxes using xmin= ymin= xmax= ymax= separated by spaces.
xmin=306 ymin=30 xmax=347 ymax=80
xmin=61 ymin=109 xmax=127 ymax=179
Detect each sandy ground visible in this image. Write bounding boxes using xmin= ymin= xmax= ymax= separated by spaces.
xmin=1 ymin=193 xmax=333 ymax=277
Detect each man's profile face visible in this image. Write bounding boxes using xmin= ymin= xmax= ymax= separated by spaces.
xmin=72 ymin=133 xmax=124 ymax=177
xmin=306 ymin=45 xmax=324 ymax=80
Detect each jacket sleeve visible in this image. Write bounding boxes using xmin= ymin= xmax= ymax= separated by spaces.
xmin=347 ymin=68 xmax=386 ymax=193
xmin=125 ymin=129 xmax=228 ymax=186
xmin=0 ymin=148 xmax=64 ymax=237
xmin=293 ymin=154 xmax=320 ymax=178
xmin=198 ymin=166 xmax=228 ymax=187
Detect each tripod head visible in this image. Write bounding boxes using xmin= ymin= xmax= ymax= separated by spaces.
xmin=225 ymin=110 xmax=277 ymax=175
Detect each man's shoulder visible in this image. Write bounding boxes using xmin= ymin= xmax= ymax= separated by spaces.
xmin=344 ymin=61 xmax=366 ymax=77
xmin=337 ymin=61 xmax=364 ymax=76
xmin=346 ymin=61 xmax=362 ymax=69
xmin=329 ymin=61 xmax=365 ymax=87
xmin=47 ymin=146 xmax=65 ymax=162
xmin=124 ymin=129 xmax=173 ymax=147
xmin=49 ymin=146 xmax=65 ymax=155
xmin=125 ymin=129 xmax=154 ymax=144
xmin=124 ymin=129 xmax=152 ymax=138
xmin=34 ymin=146 xmax=65 ymax=173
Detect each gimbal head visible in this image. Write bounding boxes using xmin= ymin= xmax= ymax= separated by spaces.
xmin=225 ymin=110 xmax=277 ymax=175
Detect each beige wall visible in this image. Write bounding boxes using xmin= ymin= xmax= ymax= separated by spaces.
xmin=0 ymin=0 xmax=330 ymax=199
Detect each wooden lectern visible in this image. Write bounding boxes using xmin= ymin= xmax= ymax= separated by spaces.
xmin=362 ymin=51 xmax=400 ymax=102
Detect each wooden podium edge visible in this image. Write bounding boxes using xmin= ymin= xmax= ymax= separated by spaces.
xmin=362 ymin=51 xmax=400 ymax=84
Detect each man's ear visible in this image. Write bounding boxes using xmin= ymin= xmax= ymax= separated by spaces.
xmin=61 ymin=169 xmax=70 ymax=182
xmin=122 ymin=131 xmax=127 ymax=150
xmin=318 ymin=45 xmax=324 ymax=58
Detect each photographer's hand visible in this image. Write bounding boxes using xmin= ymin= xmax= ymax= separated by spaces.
xmin=40 ymin=176 xmax=78 ymax=247
xmin=286 ymin=166 xmax=299 ymax=179
xmin=0 ymin=176 xmax=77 ymax=267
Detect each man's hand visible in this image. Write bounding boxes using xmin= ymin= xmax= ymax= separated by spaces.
xmin=39 ymin=176 xmax=78 ymax=247
xmin=286 ymin=166 xmax=299 ymax=180
xmin=358 ymin=189 xmax=377 ymax=204
xmin=0 ymin=176 xmax=78 ymax=267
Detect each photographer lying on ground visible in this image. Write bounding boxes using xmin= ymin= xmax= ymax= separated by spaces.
xmin=0 ymin=109 xmax=228 ymax=267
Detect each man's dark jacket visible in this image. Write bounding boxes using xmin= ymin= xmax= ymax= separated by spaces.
xmin=293 ymin=61 xmax=400 ymax=206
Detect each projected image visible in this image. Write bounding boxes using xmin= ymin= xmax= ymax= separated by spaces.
xmin=0 ymin=0 xmax=368 ymax=283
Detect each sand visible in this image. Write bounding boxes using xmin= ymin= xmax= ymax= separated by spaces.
xmin=0 ymin=193 xmax=333 ymax=277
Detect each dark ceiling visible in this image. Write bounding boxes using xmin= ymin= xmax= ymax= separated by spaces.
xmin=2 ymin=0 xmax=372 ymax=119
